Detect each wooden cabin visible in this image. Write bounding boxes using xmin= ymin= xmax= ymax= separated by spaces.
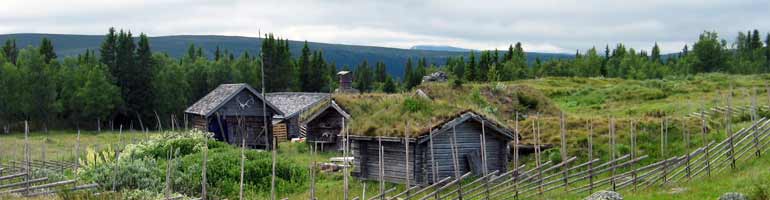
xmin=350 ymin=111 xmax=517 ymax=185
xmin=265 ymin=92 xmax=330 ymax=141
xmin=185 ymin=83 xmax=284 ymax=149
xmin=303 ymin=100 xmax=351 ymax=151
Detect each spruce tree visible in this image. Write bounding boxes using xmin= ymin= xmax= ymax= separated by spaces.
xmin=465 ymin=51 xmax=476 ymax=81
xmin=215 ymin=46 xmax=222 ymax=61
xmin=375 ymin=61 xmax=387 ymax=82
xmin=39 ymin=38 xmax=57 ymax=64
xmin=382 ymin=76 xmax=396 ymax=93
xmin=651 ymin=43 xmax=661 ymax=63
xmin=3 ymin=39 xmax=18 ymax=65
xmin=298 ymin=41 xmax=311 ymax=91
xmin=100 ymin=28 xmax=117 ymax=77
xmin=403 ymin=58 xmax=414 ymax=88
xmin=751 ymin=29 xmax=762 ymax=50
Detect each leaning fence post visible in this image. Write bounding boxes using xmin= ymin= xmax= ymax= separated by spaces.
xmin=451 ymin=126 xmax=463 ymax=200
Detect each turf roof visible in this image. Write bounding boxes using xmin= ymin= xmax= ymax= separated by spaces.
xmin=333 ymin=82 xmax=560 ymax=137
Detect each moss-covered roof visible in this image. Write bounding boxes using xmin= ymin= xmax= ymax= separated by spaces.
xmin=334 ymin=82 xmax=561 ymax=137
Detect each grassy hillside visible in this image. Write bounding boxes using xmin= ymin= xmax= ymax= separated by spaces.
xmin=0 ymin=33 xmax=573 ymax=78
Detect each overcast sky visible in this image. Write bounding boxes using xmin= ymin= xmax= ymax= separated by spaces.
xmin=1 ymin=0 xmax=768 ymax=53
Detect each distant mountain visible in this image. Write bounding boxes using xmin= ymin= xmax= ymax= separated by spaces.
xmin=0 ymin=33 xmax=573 ymax=78
xmin=410 ymin=45 xmax=472 ymax=52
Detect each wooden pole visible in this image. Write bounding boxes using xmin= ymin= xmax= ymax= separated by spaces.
xmin=701 ymin=103 xmax=711 ymax=177
xmin=75 ymin=128 xmax=81 ymax=172
xmin=727 ymin=87 xmax=736 ymax=169
xmin=661 ymin=116 xmax=668 ymax=185
xmin=683 ymin=118 xmax=691 ymax=181
xmin=271 ymin=135 xmax=277 ymax=200
xmin=610 ymin=117 xmax=617 ymax=191
xmin=239 ymin=116 xmax=246 ymax=200
xmin=560 ymin=112 xmax=569 ymax=191
xmin=535 ymin=115 xmax=543 ymax=195
xmin=97 ymin=118 xmax=101 ymax=133
xmin=202 ymin=128 xmax=208 ymax=200
xmin=630 ymin=120 xmax=637 ymax=191
xmin=379 ymin=136 xmax=384 ymax=200
xmin=429 ymin=119 xmax=437 ymax=185
xmin=344 ymin=118 xmax=349 ymax=200
xmin=24 ymin=121 xmax=29 ymax=196
xmin=404 ymin=122 xmax=411 ymax=199
xmin=155 ymin=111 xmax=163 ymax=132
xmin=752 ymin=87 xmax=762 ymax=157
xmin=513 ymin=112 xmax=520 ymax=199
xmin=481 ymin=120 xmax=490 ymax=199
xmin=451 ymin=126 xmax=463 ymax=200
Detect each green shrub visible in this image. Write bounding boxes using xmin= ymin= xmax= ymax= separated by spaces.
xmin=176 ymin=147 xmax=308 ymax=199
xmin=79 ymin=157 xmax=164 ymax=193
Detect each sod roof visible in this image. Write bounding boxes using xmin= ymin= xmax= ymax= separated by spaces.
xmin=334 ymin=82 xmax=560 ymax=137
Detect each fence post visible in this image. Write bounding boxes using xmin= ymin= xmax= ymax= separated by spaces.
xmin=630 ymin=120 xmax=638 ymax=191
xmin=379 ymin=136 xmax=384 ymax=200
xmin=451 ymin=126 xmax=463 ymax=200
xmin=344 ymin=118 xmax=350 ymax=200
xmin=752 ymin=87 xmax=762 ymax=158
xmin=481 ymin=120 xmax=490 ymax=199
xmin=535 ymin=115 xmax=543 ymax=196
xmin=610 ymin=117 xmax=617 ymax=191
xmin=24 ymin=121 xmax=30 ymax=196
xmin=513 ymin=113 xmax=520 ymax=200
xmin=588 ymin=120 xmax=594 ymax=194
xmin=405 ymin=122 xmax=411 ymax=199
xmin=727 ymin=87 xmax=736 ymax=170
xmin=202 ymin=130 xmax=208 ymax=200
xmin=560 ymin=112 xmax=569 ymax=192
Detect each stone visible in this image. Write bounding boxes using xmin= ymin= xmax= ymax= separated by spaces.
xmin=718 ymin=192 xmax=748 ymax=200
xmin=584 ymin=190 xmax=623 ymax=200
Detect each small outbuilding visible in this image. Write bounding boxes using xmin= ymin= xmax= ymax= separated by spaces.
xmin=185 ymin=83 xmax=284 ymax=149
xmin=265 ymin=92 xmax=330 ymax=141
xmin=302 ymin=100 xmax=351 ymax=151
xmin=350 ymin=111 xmax=517 ymax=185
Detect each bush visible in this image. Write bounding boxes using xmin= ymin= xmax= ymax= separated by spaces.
xmin=176 ymin=148 xmax=308 ymax=199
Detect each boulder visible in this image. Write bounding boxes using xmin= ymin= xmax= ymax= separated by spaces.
xmin=718 ymin=192 xmax=748 ymax=200
xmin=584 ymin=190 xmax=623 ymax=200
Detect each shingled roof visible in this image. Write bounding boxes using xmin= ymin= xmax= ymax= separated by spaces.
xmin=266 ymin=92 xmax=331 ymax=119
xmin=185 ymin=83 xmax=284 ymax=117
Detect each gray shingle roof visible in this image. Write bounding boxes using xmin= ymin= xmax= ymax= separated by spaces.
xmin=185 ymin=83 xmax=284 ymax=117
xmin=266 ymin=92 xmax=331 ymax=119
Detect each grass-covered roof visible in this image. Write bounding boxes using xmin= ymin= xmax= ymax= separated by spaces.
xmin=334 ymin=82 xmax=560 ymax=137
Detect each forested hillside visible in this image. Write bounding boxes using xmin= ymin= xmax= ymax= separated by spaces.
xmin=0 ymin=33 xmax=572 ymax=78
xmin=0 ymin=28 xmax=768 ymax=132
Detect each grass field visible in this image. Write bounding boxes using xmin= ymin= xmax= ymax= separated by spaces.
xmin=0 ymin=130 xmax=158 ymax=162
xmin=2 ymin=73 xmax=770 ymax=199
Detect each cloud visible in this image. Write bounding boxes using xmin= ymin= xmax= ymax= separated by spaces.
xmin=0 ymin=0 xmax=768 ymax=53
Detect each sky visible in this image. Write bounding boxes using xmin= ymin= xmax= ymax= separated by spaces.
xmin=0 ymin=0 xmax=769 ymax=54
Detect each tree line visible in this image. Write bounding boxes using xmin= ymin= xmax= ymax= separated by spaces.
xmin=436 ymin=30 xmax=770 ymax=83
xmin=1 ymin=28 xmax=769 ymax=131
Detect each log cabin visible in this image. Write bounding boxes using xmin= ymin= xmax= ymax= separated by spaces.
xmin=184 ymin=83 xmax=283 ymax=149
